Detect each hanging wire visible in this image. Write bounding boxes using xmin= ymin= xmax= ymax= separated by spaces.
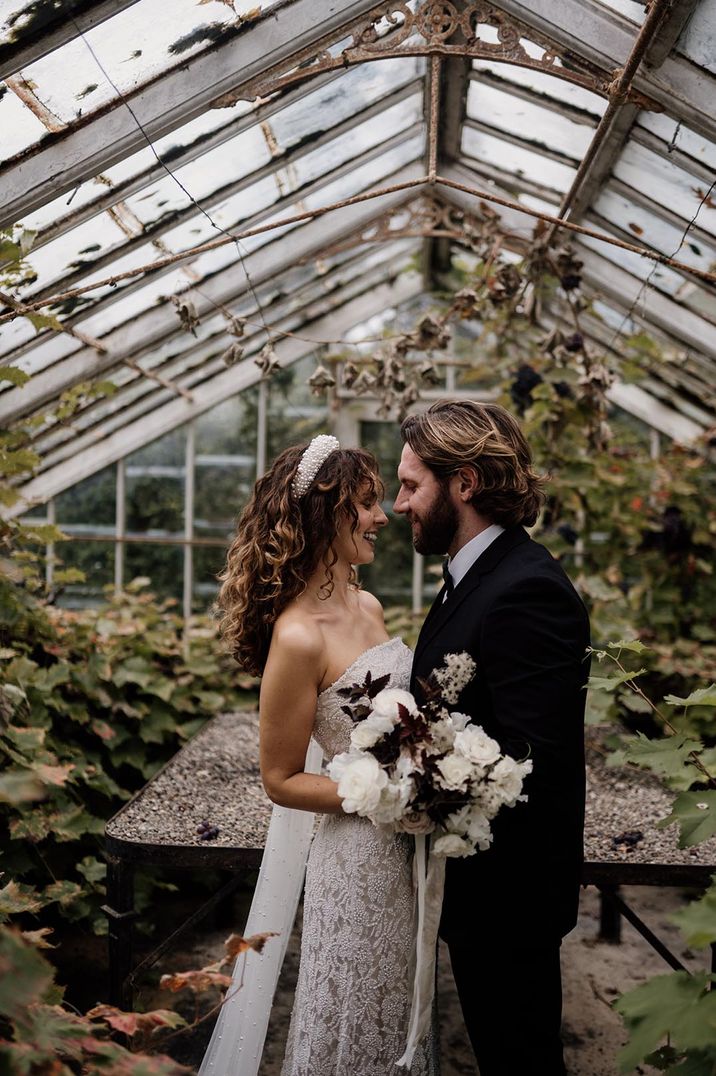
xmin=66 ymin=14 xmax=275 ymax=341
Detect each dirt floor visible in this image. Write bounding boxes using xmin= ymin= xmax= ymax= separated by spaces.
xmin=142 ymin=880 xmax=709 ymax=1076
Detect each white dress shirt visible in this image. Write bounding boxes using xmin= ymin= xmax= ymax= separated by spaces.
xmin=443 ymin=524 xmax=505 ymax=601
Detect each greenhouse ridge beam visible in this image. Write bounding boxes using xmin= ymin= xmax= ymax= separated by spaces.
xmin=0 ymin=166 xmax=424 ymax=423
xmin=0 ymin=0 xmax=143 ymax=81
xmin=0 ymin=0 xmax=387 ymax=229
xmin=8 ymin=274 xmax=422 ymax=516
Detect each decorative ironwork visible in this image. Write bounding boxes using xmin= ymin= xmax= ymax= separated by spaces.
xmin=238 ymin=0 xmax=662 ymax=112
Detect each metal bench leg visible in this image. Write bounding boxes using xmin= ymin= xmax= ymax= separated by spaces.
xmin=103 ymin=855 xmax=136 ymax=1010
xmin=598 ymin=884 xmax=622 ymax=943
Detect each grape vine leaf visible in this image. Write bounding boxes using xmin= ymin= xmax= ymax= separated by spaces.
xmin=671 ymin=876 xmax=716 ymax=949
xmin=615 ymin=971 xmax=716 ymax=1072
xmin=657 ymin=791 xmax=716 ymax=847
xmin=588 ymin=668 xmax=646 ymax=692
xmin=621 ymin=732 xmax=701 ymax=786
xmin=664 ymin=685 xmax=716 ymax=708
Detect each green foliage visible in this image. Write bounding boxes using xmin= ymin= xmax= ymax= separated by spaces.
xmin=672 ymin=877 xmax=716 ymax=950
xmin=0 ymin=578 xmax=257 ymax=934
xmin=615 ymin=972 xmax=716 ymax=1073
xmin=658 ymin=791 xmax=716 ymax=848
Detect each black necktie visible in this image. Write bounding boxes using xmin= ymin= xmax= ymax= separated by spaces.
xmin=442 ymin=558 xmax=454 ymax=597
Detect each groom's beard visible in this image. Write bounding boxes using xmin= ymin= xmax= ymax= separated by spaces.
xmin=410 ymin=487 xmax=458 ymax=556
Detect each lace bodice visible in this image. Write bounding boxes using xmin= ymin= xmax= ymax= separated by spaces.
xmin=312 ymin=637 xmax=413 ymax=760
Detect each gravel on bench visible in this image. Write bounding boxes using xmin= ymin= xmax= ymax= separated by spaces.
xmin=106 ymin=713 xmax=716 ymax=871
xmin=106 ymin=712 xmax=271 ymax=849
xmin=584 ymin=729 xmax=716 ymax=867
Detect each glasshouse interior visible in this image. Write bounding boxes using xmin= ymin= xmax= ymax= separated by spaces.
xmin=1 ymin=0 xmax=715 ymax=1073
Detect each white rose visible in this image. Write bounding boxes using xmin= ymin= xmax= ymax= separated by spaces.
xmin=395 ymin=810 xmax=435 ymax=835
xmin=371 ymin=777 xmax=414 ymax=824
xmin=432 ymin=832 xmax=475 ymax=858
xmin=489 ymin=756 xmax=533 ymax=807
xmin=326 ymin=751 xmax=357 ymax=782
xmin=449 ymin=711 xmax=470 ymax=732
xmin=396 ymin=750 xmax=421 ymax=779
xmin=350 ymin=712 xmax=395 ymax=750
xmin=453 ymin=725 xmax=502 ymax=767
xmin=333 ymin=755 xmax=388 ymax=816
xmin=435 ymin=753 xmax=474 ymax=792
xmin=464 ymin=806 xmax=493 ymax=851
xmin=371 ymin=688 xmax=418 ymax=723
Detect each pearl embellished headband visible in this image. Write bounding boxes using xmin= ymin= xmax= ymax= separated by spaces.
xmin=291 ymin=435 xmax=340 ymax=500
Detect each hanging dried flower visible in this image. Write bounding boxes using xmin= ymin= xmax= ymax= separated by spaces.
xmin=171 ymin=295 xmax=199 ymax=336
xmin=352 ymin=370 xmax=377 ymax=395
xmin=254 ymin=343 xmax=281 ymax=378
xmin=341 ymin=361 xmax=360 ymax=388
xmin=221 ymin=342 xmax=245 ymax=366
xmin=226 ymin=316 xmax=246 ymax=338
xmin=452 ymin=288 xmax=482 ymax=318
xmin=417 ymin=359 xmax=440 ymax=385
xmin=486 ymin=265 xmax=522 ymax=305
xmin=414 ymin=315 xmax=451 ymax=350
xmin=308 ymin=364 xmax=336 ymax=396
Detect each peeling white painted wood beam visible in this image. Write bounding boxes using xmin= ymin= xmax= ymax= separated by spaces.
xmin=0 ymin=0 xmax=142 ymax=80
xmin=7 ymin=273 xmax=422 ymax=515
xmin=0 ymin=163 xmax=425 ymax=423
xmin=0 ymin=0 xmax=389 ymax=229
xmin=490 ymin=0 xmax=716 ymax=144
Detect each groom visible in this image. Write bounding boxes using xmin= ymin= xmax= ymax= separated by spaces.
xmin=395 ymin=400 xmax=589 ymax=1076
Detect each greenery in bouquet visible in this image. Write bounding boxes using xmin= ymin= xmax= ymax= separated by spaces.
xmin=327 ymin=652 xmax=531 ymax=857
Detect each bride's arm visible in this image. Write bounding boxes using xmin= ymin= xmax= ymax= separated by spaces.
xmin=259 ymin=621 xmax=343 ymax=814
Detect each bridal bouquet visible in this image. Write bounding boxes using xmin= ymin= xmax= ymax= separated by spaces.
xmin=327 ymin=652 xmax=532 ymax=857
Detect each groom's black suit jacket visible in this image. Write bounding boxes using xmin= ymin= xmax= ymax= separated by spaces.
xmin=411 ymin=525 xmax=590 ymax=941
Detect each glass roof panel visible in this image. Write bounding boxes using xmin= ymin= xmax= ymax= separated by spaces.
xmin=594 ymin=185 xmax=716 ymax=278
xmin=635 ymin=112 xmax=716 ymax=172
xmin=675 ymin=0 xmax=716 ymax=73
xmin=470 ymin=61 xmax=606 ymax=117
xmin=461 ymin=126 xmax=577 ymax=194
xmin=466 ymin=80 xmax=596 ymax=160
xmin=0 ymin=81 xmax=47 ymax=158
xmin=0 ymin=0 xmax=276 ymax=162
xmin=594 ymin=0 xmax=644 ymax=23
xmin=612 ymin=141 xmax=716 ymax=238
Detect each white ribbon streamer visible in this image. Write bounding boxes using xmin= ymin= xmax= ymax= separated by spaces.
xmin=198 ymin=739 xmax=323 ymax=1076
xmin=396 ymin=834 xmax=447 ymax=1069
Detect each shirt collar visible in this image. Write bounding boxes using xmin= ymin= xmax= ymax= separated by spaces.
xmin=447 ymin=524 xmax=505 ymax=591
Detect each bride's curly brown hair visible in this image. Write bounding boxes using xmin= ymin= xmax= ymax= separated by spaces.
xmin=216 ymin=443 xmax=384 ymax=676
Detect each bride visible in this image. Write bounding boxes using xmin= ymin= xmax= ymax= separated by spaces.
xmin=199 ymin=435 xmax=437 ymax=1076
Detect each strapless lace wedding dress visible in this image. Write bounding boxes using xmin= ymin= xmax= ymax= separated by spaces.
xmin=281 ymin=637 xmax=438 ymax=1076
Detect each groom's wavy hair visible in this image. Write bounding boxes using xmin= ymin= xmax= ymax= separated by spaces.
xmin=216 ymin=443 xmax=384 ymax=676
xmin=401 ymin=400 xmax=546 ymax=527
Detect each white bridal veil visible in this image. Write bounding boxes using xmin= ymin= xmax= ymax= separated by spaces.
xmin=198 ymin=739 xmax=323 ymax=1076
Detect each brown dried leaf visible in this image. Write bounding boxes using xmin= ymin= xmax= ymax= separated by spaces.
xmin=159 ymin=968 xmax=232 ymax=994
xmin=87 ymin=1003 xmax=187 ymax=1036
xmin=223 ymin=931 xmax=279 ymax=959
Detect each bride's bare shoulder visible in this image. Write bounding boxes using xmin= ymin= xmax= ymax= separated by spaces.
xmin=271 ymin=607 xmax=325 ymax=662
xmin=354 ymin=587 xmax=386 ymax=625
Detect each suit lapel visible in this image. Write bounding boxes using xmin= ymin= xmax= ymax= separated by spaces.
xmin=414 ymin=526 xmax=529 ymax=665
